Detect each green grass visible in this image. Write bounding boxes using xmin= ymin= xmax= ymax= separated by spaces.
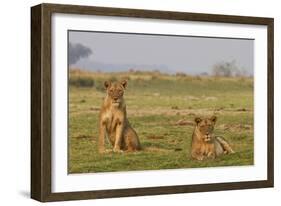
xmin=68 ymin=70 xmax=254 ymax=173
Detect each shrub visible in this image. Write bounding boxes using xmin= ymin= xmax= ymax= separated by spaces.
xmin=95 ymin=79 xmax=105 ymax=91
xmin=69 ymin=77 xmax=94 ymax=87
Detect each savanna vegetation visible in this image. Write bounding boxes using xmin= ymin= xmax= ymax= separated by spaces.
xmin=68 ymin=68 xmax=254 ymax=173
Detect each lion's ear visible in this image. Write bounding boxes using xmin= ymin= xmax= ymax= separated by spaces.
xmin=104 ymin=81 xmax=111 ymax=89
xmin=210 ymin=116 xmax=217 ymax=124
xmin=120 ymin=79 xmax=127 ymax=89
xmin=195 ymin=117 xmax=202 ymax=124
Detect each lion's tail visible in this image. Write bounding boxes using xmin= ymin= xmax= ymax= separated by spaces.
xmin=216 ymin=136 xmax=235 ymax=154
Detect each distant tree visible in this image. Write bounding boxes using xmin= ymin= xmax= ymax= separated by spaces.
xmin=153 ymin=69 xmax=161 ymax=74
xmin=175 ymin=72 xmax=187 ymax=77
xmin=129 ymin=68 xmax=135 ymax=73
xmin=212 ymin=60 xmax=238 ymax=77
xmin=68 ymin=42 xmax=92 ymax=65
xmin=200 ymin=72 xmax=209 ymax=76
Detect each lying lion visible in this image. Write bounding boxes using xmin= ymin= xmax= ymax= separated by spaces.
xmin=98 ymin=80 xmax=141 ymax=153
xmin=191 ymin=116 xmax=234 ymax=160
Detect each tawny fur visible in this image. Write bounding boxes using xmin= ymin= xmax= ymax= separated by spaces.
xmin=98 ymin=80 xmax=141 ymax=153
xmin=191 ymin=116 xmax=234 ymax=160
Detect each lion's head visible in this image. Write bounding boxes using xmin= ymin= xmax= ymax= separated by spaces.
xmin=194 ymin=116 xmax=217 ymax=142
xmin=104 ymin=80 xmax=127 ymax=106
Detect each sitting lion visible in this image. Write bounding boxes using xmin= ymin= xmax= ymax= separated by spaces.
xmin=98 ymin=80 xmax=141 ymax=153
xmin=191 ymin=116 xmax=234 ymax=160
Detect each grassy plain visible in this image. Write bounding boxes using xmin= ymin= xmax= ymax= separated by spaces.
xmin=68 ymin=69 xmax=254 ymax=173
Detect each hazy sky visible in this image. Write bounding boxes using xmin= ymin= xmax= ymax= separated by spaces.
xmin=69 ymin=30 xmax=254 ymax=75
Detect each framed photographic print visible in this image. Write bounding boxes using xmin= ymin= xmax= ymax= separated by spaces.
xmin=31 ymin=3 xmax=274 ymax=202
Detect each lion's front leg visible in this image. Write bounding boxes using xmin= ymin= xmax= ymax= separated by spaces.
xmin=113 ymin=122 xmax=124 ymax=152
xmin=98 ymin=121 xmax=106 ymax=153
xmin=191 ymin=149 xmax=205 ymax=161
xmin=207 ymin=151 xmax=216 ymax=159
